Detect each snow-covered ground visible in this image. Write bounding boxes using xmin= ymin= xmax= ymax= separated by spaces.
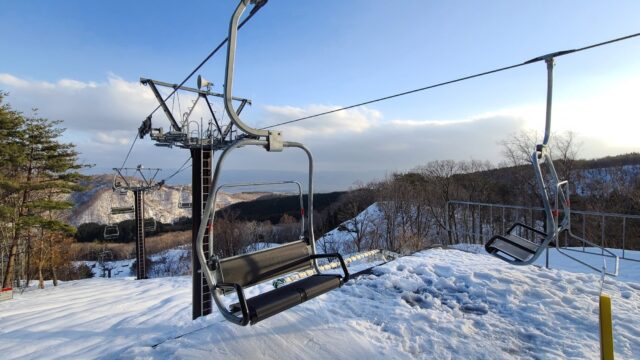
xmin=83 ymin=247 xmax=191 ymax=279
xmin=1 ymin=248 xmax=639 ymax=359
xmin=316 ymin=203 xmax=383 ymax=254
xmin=451 ymin=243 xmax=640 ymax=285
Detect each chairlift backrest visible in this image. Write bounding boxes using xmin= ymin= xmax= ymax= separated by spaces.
xmin=104 ymin=224 xmax=119 ymax=240
xmin=212 ymin=181 xmax=305 ymax=239
xmin=110 ymin=189 xmax=135 ymax=215
xmin=178 ymin=186 xmax=192 ymax=209
xmin=144 ymin=218 xmax=157 ymax=232
xmin=218 ymin=240 xmax=312 ymax=287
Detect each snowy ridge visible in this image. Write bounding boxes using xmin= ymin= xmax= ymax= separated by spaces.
xmin=316 ymin=203 xmax=384 ymax=254
xmin=84 ymin=247 xmax=191 ymax=279
xmin=68 ymin=182 xmax=268 ymax=226
xmin=1 ymin=248 xmax=639 ymax=359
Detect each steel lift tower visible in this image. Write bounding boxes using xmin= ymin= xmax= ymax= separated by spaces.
xmin=137 ymin=75 xmax=251 ymax=319
xmin=112 ymin=166 xmax=163 ymax=280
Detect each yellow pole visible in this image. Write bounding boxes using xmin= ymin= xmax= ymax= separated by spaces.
xmin=599 ymin=293 xmax=614 ymax=360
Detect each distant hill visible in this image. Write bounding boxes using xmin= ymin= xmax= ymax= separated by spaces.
xmin=68 ymin=174 xmax=270 ymax=226
xmin=219 ymin=191 xmax=348 ymax=224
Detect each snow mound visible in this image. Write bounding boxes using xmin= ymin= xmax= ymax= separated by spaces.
xmin=316 ymin=203 xmax=383 ymax=254
xmin=450 ymin=243 xmax=640 ymax=285
xmin=1 ymin=249 xmax=639 ymax=359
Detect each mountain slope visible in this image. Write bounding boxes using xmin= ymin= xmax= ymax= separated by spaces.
xmin=68 ymin=175 xmax=270 ymax=225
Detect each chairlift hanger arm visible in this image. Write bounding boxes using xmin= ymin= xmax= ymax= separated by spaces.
xmin=224 ymin=0 xmax=270 ymax=138
xmin=543 ymin=58 xmax=554 ymax=146
xmin=534 ymin=55 xmax=557 ymax=150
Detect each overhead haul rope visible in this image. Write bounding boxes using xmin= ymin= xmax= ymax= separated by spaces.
xmin=143 ymin=1 xmax=267 ymax=121
xmin=159 ymin=156 xmax=193 ymax=184
xmin=119 ymin=133 xmax=139 ymax=170
xmin=261 ymin=31 xmax=640 ymax=130
xmin=119 ymin=1 xmax=268 ymax=169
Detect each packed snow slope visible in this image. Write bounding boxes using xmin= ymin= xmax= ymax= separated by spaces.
xmin=1 ymin=249 xmax=639 ymax=359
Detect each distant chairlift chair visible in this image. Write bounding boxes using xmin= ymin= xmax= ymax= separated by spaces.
xmin=144 ymin=218 xmax=157 ymax=232
xmin=104 ymin=190 xmax=132 ymax=240
xmin=110 ymin=190 xmax=135 ymax=215
xmin=178 ymin=186 xmax=192 ymax=209
xmin=485 ymin=55 xmax=619 ymax=276
xmin=104 ymin=222 xmax=119 ymax=240
xmin=194 ymin=0 xmax=349 ymax=326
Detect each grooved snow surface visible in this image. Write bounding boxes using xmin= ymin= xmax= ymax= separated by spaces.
xmin=1 ymin=249 xmax=639 ymax=359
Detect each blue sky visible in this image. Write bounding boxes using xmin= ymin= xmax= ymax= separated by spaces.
xmin=1 ymin=1 xmax=639 ymax=190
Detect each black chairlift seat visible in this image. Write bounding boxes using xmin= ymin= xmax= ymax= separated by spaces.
xmin=144 ymin=218 xmax=157 ymax=232
xmin=111 ymin=206 xmax=135 ymax=215
xmin=103 ymin=224 xmax=119 ymax=240
xmin=485 ymin=223 xmax=547 ymax=264
xmin=217 ymin=240 xmax=349 ymax=325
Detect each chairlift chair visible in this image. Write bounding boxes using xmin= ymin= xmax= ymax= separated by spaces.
xmin=178 ymin=186 xmax=192 ymax=209
xmin=200 ymin=179 xmax=346 ymax=326
xmin=485 ymin=55 xmax=619 ymax=276
xmin=194 ymin=0 xmax=348 ymax=326
xmin=144 ymin=218 xmax=157 ymax=232
xmin=104 ymin=224 xmax=120 ymax=240
xmin=110 ymin=190 xmax=135 ymax=215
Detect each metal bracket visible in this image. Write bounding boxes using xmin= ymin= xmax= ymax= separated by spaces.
xmin=267 ymin=131 xmax=283 ymax=152
xmin=143 ymin=80 xmax=182 ymax=132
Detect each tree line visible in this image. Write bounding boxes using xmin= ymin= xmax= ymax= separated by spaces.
xmin=321 ymin=131 xmax=640 ymax=254
xmin=198 ymin=130 xmax=640 ymax=259
xmin=0 ymin=93 xmax=88 ymax=290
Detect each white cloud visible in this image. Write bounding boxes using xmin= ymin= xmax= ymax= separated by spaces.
xmin=1 ymin=72 xmax=638 ymax=190
xmin=389 ymin=118 xmax=479 ymax=127
xmin=0 ymin=73 xmax=54 ymax=89
xmin=57 ymin=79 xmax=98 ymax=89
xmin=93 ymin=131 xmax=132 ymax=145
xmin=0 ymin=73 xmax=158 ymax=132
xmin=261 ymin=104 xmax=381 ymax=137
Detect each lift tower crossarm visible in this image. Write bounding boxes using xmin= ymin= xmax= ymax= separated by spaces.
xmin=140 ymin=78 xmax=252 ymax=105
xmin=144 ymin=80 xmax=182 ymax=132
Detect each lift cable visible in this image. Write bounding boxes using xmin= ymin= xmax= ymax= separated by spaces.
xmin=144 ymin=1 xmax=267 ymax=121
xmin=261 ymin=31 xmax=640 ymax=130
xmin=119 ymin=1 xmax=267 ymax=169
xmin=159 ymin=156 xmax=193 ymax=184
xmin=119 ymin=133 xmax=139 ymax=170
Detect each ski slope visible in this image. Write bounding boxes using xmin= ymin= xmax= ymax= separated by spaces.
xmin=1 ymin=249 xmax=639 ymax=359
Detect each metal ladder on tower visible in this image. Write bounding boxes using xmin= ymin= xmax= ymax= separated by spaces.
xmin=134 ymin=190 xmax=146 ymax=279
xmin=199 ymin=145 xmax=213 ymax=315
